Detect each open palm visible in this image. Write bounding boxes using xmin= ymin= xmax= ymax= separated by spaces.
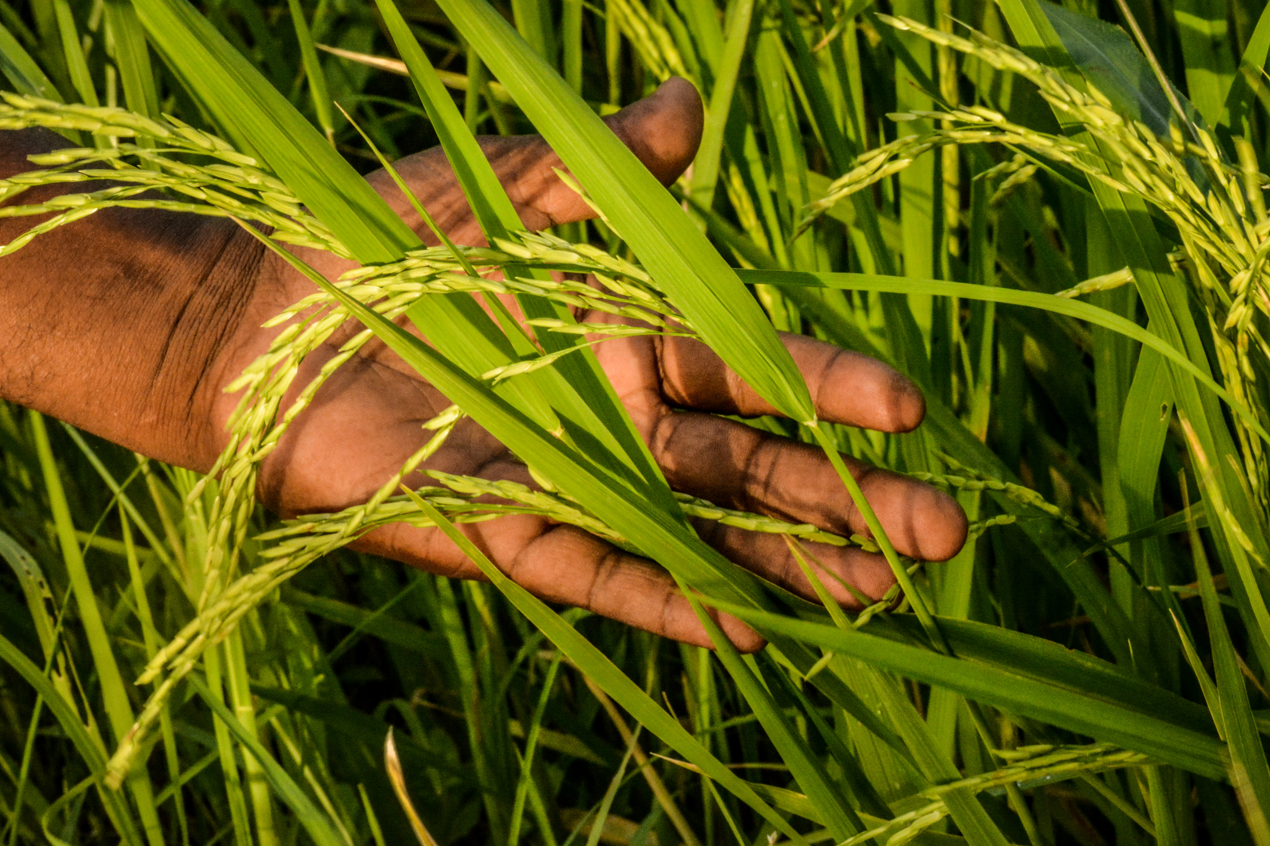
xmin=212 ymin=79 xmax=967 ymax=649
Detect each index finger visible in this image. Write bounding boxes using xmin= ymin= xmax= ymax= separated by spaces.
xmin=659 ymin=332 xmax=926 ymax=433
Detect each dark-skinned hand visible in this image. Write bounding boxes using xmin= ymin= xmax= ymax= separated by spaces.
xmin=0 ymin=78 xmax=966 ymax=650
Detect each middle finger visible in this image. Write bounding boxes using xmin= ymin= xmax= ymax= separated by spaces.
xmin=649 ymin=409 xmax=967 ymax=562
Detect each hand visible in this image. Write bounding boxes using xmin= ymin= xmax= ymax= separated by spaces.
xmin=0 ymin=80 xmax=966 ymax=650
xmin=218 ymin=79 xmax=966 ymax=649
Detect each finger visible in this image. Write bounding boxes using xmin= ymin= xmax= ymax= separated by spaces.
xmin=659 ymin=332 xmax=926 ymax=434
xmin=598 ymin=76 xmax=706 ymax=192
xmin=366 ymin=77 xmax=704 ymax=244
xmin=691 ymin=518 xmax=897 ymax=607
xmin=359 ymin=516 xmax=764 ymax=652
xmin=372 ymin=457 xmax=761 ymax=650
xmin=492 ymin=76 xmax=704 ymax=229
xmin=497 ymin=523 xmax=762 ymax=651
xmin=651 ymin=410 xmax=968 ymax=562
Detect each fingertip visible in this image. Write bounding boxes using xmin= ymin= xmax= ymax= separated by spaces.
xmin=796 ymin=342 xmax=926 ymax=433
xmin=855 ymin=468 xmax=967 ymax=563
xmin=848 ymin=553 xmax=900 ymax=604
xmin=606 ymin=77 xmax=704 ymax=186
xmin=890 ymin=372 xmax=926 ymax=433
xmin=797 ymin=546 xmax=896 ymax=609
xmin=650 ymin=77 xmax=705 ymax=164
xmin=718 ymin=612 xmax=766 ymax=653
xmin=673 ymin=606 xmax=765 ymax=652
xmin=919 ymin=488 xmax=969 ymax=562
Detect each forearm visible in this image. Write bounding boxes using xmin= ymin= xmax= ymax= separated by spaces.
xmin=0 ymin=128 xmax=267 ymax=472
xmin=0 ymin=82 xmax=699 ymax=472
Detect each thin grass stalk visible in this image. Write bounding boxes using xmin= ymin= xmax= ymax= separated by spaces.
xmin=29 ymin=414 xmax=165 ymax=845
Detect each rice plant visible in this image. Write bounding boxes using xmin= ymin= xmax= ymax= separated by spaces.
xmin=1 ymin=0 xmax=1269 ymax=843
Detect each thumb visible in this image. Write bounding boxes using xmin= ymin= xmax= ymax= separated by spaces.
xmin=494 ymin=75 xmax=704 ymax=229
xmin=602 ymin=76 xmax=706 ymax=189
xmin=368 ymin=77 xmax=704 ymax=244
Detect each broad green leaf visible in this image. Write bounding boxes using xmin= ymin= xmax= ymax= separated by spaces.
xmin=876 ymin=616 xmax=1214 ymax=736
xmin=0 ymin=21 xmax=62 ymax=101
xmin=1040 ymin=1 xmax=1204 ymax=137
xmin=1221 ymin=0 xmax=1270 ymax=131
xmin=709 ymin=602 xmax=1228 ymax=780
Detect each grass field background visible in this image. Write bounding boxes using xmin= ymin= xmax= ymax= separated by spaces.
xmin=0 ymin=0 xmax=1267 ymax=843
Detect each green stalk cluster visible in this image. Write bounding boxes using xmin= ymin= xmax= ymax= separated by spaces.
xmin=806 ymin=15 xmax=1270 ymax=511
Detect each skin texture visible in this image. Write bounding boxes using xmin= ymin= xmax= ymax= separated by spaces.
xmin=0 ymin=78 xmax=966 ymax=650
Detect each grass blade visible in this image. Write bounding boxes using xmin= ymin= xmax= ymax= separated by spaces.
xmin=286 ymin=0 xmax=334 ymax=142
xmin=744 ymin=268 xmax=1270 ymax=447
xmin=133 ymin=0 xmax=415 ymax=259
xmin=1221 ymin=0 xmax=1270 ymax=131
xmin=0 ymin=628 xmax=140 ymax=843
xmin=428 ymin=0 xmax=815 ymax=422
xmin=1187 ymin=486 xmax=1270 ymax=841
xmin=400 ymin=491 xmax=809 ymax=844
xmin=190 ymin=674 xmax=346 ymax=846
xmin=373 ymin=0 xmax=676 ymax=506
xmin=685 ymin=590 xmax=864 ymax=840
xmin=29 ymin=415 xmax=164 ymax=846
xmin=709 ymin=601 xmax=1227 ymax=779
